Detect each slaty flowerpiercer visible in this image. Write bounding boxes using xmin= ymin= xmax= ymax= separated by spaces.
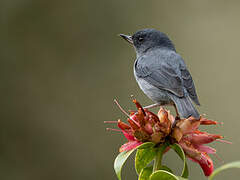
xmin=120 ymin=28 xmax=200 ymax=119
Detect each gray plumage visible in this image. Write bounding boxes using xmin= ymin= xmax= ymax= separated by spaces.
xmin=120 ymin=29 xmax=200 ymax=119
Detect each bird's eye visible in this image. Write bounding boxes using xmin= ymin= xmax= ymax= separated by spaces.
xmin=138 ymin=37 xmax=144 ymax=42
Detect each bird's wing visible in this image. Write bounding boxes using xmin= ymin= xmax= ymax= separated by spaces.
xmin=135 ymin=51 xmax=200 ymax=105
xmin=179 ymin=61 xmax=200 ymax=105
xmin=135 ymin=52 xmax=185 ymax=97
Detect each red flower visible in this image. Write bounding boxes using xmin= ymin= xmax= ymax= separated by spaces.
xmin=106 ymin=99 xmax=229 ymax=176
xmin=172 ymin=117 xmax=228 ymax=176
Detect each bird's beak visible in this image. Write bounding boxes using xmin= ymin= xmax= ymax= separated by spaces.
xmin=119 ymin=34 xmax=133 ymax=44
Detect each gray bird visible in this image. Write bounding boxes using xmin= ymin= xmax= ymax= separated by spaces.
xmin=120 ymin=28 xmax=200 ymax=119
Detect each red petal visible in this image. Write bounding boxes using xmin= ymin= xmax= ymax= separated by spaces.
xmin=119 ymin=141 xmax=142 ymax=152
xmin=118 ymin=120 xmax=131 ymax=130
xmin=194 ymin=144 xmax=216 ymax=154
xmin=158 ymin=107 xmax=169 ymax=123
xmin=128 ymin=118 xmax=140 ymax=130
xmin=177 ymin=117 xmax=200 ymax=134
xmin=122 ymin=130 xmax=135 ymax=141
xmin=145 ymin=111 xmax=160 ymax=123
xmin=132 ymin=99 xmax=146 ymax=116
xmin=144 ymin=123 xmax=153 ymax=134
xmin=188 ymin=153 xmax=214 ymax=176
xmin=136 ymin=108 xmax=145 ymax=126
xmin=200 ymin=118 xmax=219 ymax=125
xmin=179 ymin=141 xmax=201 ymax=158
xmin=180 ymin=140 xmax=214 ymax=176
xmin=184 ymin=132 xmax=222 ymax=145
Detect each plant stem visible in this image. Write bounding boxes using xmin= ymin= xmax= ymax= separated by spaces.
xmin=153 ymin=143 xmax=168 ymax=172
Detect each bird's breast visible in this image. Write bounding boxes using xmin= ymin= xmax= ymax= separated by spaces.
xmin=134 ymin=75 xmax=171 ymax=104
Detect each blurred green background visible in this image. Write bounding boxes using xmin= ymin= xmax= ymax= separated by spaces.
xmin=1 ymin=0 xmax=240 ymax=179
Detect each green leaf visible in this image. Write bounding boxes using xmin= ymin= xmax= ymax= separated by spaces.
xmin=150 ymin=170 xmax=179 ymax=180
xmin=209 ymin=161 xmax=240 ymax=180
xmin=114 ymin=149 xmax=135 ymax=180
xmin=138 ymin=166 xmax=153 ymax=180
xmin=150 ymin=170 xmax=188 ymax=180
xmin=170 ymin=144 xmax=189 ymax=178
xmin=135 ymin=148 xmax=156 ymax=174
xmin=159 ymin=165 xmax=173 ymax=173
xmin=114 ymin=142 xmax=155 ymax=180
xmin=137 ymin=142 xmax=155 ymax=149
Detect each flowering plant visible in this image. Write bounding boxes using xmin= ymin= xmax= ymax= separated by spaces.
xmin=106 ymin=99 xmax=240 ymax=180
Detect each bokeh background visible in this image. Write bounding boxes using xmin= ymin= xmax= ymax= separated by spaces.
xmin=1 ymin=0 xmax=240 ymax=179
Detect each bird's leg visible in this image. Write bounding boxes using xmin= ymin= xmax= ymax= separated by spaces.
xmin=173 ymin=103 xmax=180 ymax=119
xmin=143 ymin=103 xmax=161 ymax=109
xmin=172 ymin=104 xmax=180 ymax=128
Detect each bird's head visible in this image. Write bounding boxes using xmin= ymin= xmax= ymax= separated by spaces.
xmin=120 ymin=28 xmax=175 ymax=56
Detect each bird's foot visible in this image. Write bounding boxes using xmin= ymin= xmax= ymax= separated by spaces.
xmin=143 ymin=103 xmax=161 ymax=109
xmin=172 ymin=115 xmax=181 ymax=128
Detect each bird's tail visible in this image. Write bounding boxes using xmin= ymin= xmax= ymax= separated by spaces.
xmin=169 ymin=94 xmax=200 ymax=119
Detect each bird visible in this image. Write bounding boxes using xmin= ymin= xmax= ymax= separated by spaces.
xmin=119 ymin=28 xmax=200 ymax=119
